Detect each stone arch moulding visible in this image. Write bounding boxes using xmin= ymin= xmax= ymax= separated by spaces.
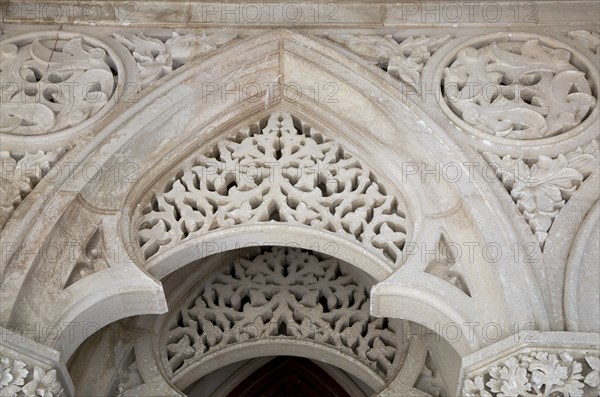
xmin=0 ymin=29 xmax=548 ymax=367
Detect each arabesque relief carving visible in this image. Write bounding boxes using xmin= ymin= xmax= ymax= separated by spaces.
xmin=443 ymin=38 xmax=596 ymax=139
xmin=163 ymin=247 xmax=409 ymax=382
xmin=0 ymin=34 xmax=117 ymax=135
xmin=135 ymin=112 xmax=410 ymax=267
xmin=0 ymin=149 xmax=65 ymax=230
xmin=113 ymin=32 xmax=240 ymax=89
xmin=464 ymin=352 xmax=600 ymax=397
xmin=567 ymin=31 xmax=600 ymax=57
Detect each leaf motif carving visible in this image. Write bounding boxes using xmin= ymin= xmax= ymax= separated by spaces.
xmin=443 ymin=38 xmax=596 ymax=139
xmin=464 ymin=352 xmax=598 ymax=397
xmin=483 ymin=140 xmax=598 ymax=247
xmin=0 ymin=149 xmax=65 ymax=230
xmin=328 ymin=34 xmax=452 ymax=88
xmin=0 ymin=355 xmax=64 ymax=397
xmin=135 ymin=112 xmax=410 ymax=268
xmin=0 ymin=35 xmax=117 ymax=135
xmin=567 ymin=30 xmax=600 ymax=56
xmin=114 ymin=32 xmax=239 ymax=89
xmin=163 ymin=247 xmax=408 ymax=381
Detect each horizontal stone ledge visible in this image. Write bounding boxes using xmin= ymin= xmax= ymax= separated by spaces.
xmin=2 ymin=1 xmax=599 ymax=27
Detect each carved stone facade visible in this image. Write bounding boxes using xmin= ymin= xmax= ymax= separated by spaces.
xmin=0 ymin=2 xmax=598 ymax=396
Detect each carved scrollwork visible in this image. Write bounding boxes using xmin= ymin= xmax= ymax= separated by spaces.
xmin=328 ymin=34 xmax=452 ymax=89
xmin=0 ymin=149 xmax=65 ymax=230
xmin=463 ymin=352 xmax=600 ymax=397
xmin=107 ymin=347 xmax=143 ymax=396
xmin=483 ymin=139 xmax=599 ymax=247
xmin=442 ymin=36 xmax=597 ymax=139
xmin=567 ymin=31 xmax=600 ymax=57
xmin=113 ymin=32 xmax=240 ymax=89
xmin=0 ymin=355 xmax=64 ymax=397
xmin=162 ymin=247 xmax=408 ymax=382
xmin=134 ymin=112 xmax=410 ymax=267
xmin=0 ymin=33 xmax=119 ymax=136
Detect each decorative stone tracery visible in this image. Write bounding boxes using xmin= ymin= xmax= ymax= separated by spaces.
xmin=134 ymin=112 xmax=410 ymax=267
xmin=0 ymin=149 xmax=65 ymax=229
xmin=0 ymin=33 xmax=118 ymax=136
xmin=0 ymin=20 xmax=597 ymax=397
xmin=483 ymin=139 xmax=599 ymax=246
xmin=441 ymin=36 xmax=597 ymax=140
xmin=162 ymin=247 xmax=409 ymax=383
xmin=328 ymin=33 xmax=452 ymax=89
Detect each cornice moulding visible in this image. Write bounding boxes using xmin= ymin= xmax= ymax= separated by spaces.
xmin=2 ymin=1 xmax=600 ymax=28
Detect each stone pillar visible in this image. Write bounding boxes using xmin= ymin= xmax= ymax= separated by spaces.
xmin=0 ymin=327 xmax=74 ymax=397
xmin=460 ymin=331 xmax=600 ymax=397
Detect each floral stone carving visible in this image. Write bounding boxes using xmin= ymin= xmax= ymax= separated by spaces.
xmin=463 ymin=352 xmax=600 ymax=397
xmin=0 ymin=355 xmax=64 ymax=397
xmin=328 ymin=34 xmax=452 ymax=89
xmin=113 ymin=32 xmax=239 ymax=89
xmin=0 ymin=149 xmax=65 ymax=230
xmin=134 ymin=112 xmax=410 ymax=267
xmin=163 ymin=247 xmax=408 ymax=381
xmin=0 ymin=34 xmax=117 ymax=135
xmin=483 ymin=139 xmax=599 ymax=247
xmin=567 ymin=31 xmax=600 ymax=56
xmin=443 ymin=38 xmax=596 ymax=139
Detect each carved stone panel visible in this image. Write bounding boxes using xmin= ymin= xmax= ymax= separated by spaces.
xmin=440 ymin=34 xmax=597 ymax=140
xmin=133 ymin=112 xmax=410 ymax=268
xmin=0 ymin=32 xmax=118 ymax=136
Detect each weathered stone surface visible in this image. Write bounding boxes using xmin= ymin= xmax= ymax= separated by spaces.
xmin=0 ymin=8 xmax=598 ymax=397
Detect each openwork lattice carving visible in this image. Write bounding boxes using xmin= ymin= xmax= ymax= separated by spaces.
xmin=0 ymin=149 xmax=65 ymax=229
xmin=113 ymin=32 xmax=239 ymax=89
xmin=0 ymin=355 xmax=64 ymax=397
xmin=328 ymin=34 xmax=452 ymax=89
xmin=163 ymin=247 xmax=408 ymax=381
xmin=483 ymin=139 xmax=599 ymax=247
xmin=443 ymin=38 xmax=596 ymax=139
xmin=463 ymin=352 xmax=600 ymax=397
xmin=0 ymin=34 xmax=117 ymax=135
xmin=135 ymin=112 xmax=409 ymax=267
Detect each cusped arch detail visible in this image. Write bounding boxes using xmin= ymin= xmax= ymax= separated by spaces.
xmin=0 ymin=30 xmax=544 ymax=368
